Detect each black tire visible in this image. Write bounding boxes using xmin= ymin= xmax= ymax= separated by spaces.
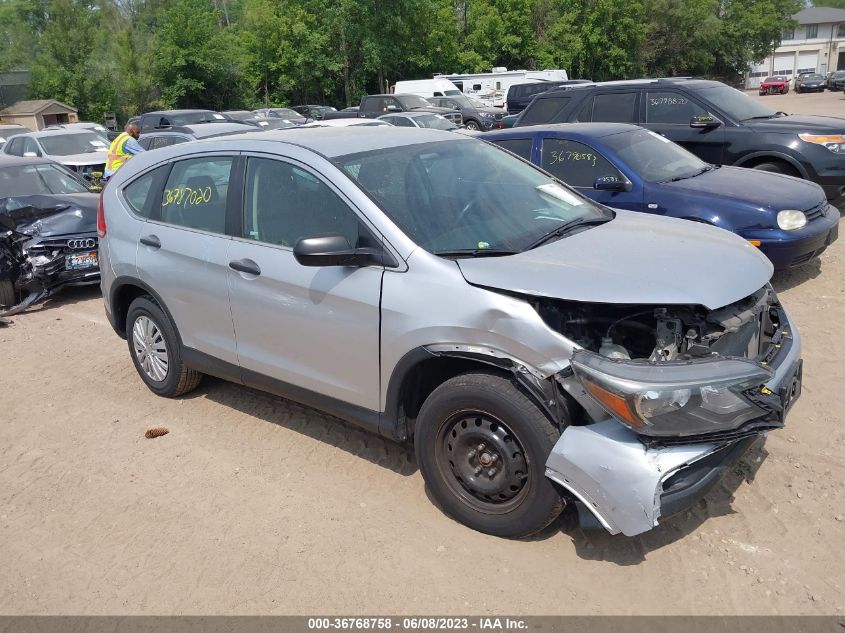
xmin=464 ymin=120 xmax=481 ymax=131
xmin=125 ymin=295 xmax=202 ymax=397
xmin=0 ymin=280 xmax=15 ymax=309
xmin=752 ymin=162 xmax=795 ymax=176
xmin=415 ymin=371 xmax=565 ymax=538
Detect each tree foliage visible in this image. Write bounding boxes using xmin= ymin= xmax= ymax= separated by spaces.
xmin=0 ymin=0 xmax=802 ymax=121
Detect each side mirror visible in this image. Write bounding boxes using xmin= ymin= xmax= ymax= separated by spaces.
xmin=293 ymin=234 xmax=392 ymax=267
xmin=690 ymin=114 xmax=721 ymax=129
xmin=593 ymin=175 xmax=632 ymax=192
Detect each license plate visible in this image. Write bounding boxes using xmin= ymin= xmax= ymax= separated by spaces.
xmin=780 ymin=359 xmax=803 ymax=419
xmin=65 ymin=251 xmax=98 ymax=270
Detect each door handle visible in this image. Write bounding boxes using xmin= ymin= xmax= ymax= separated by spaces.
xmin=140 ymin=234 xmax=161 ymax=248
xmin=229 ymin=258 xmax=261 ymax=276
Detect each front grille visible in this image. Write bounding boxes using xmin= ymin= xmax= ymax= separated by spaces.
xmin=643 ymin=420 xmax=782 ymax=448
xmin=803 ymin=201 xmax=827 ymax=222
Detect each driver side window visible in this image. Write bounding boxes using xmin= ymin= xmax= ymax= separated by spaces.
xmin=243 ymin=157 xmax=365 ymax=248
xmin=540 ymin=138 xmax=622 ymax=188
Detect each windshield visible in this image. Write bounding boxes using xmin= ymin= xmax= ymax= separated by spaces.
xmin=39 ymin=132 xmax=109 ymax=156
xmin=800 ymin=74 xmax=823 ymax=80
xmin=603 ymin=129 xmax=707 ymax=182
xmin=0 ymin=163 xmax=89 ymax=197
xmin=413 ymin=115 xmax=457 ymax=130
xmin=833 ymin=71 xmax=845 ymax=78
xmin=396 ymin=95 xmax=434 ymax=109
xmin=334 ymin=139 xmax=609 ymax=254
xmin=447 ymin=95 xmax=477 ymax=109
xmin=764 ymin=77 xmax=785 ymax=83
xmin=695 ymin=85 xmax=777 ymax=121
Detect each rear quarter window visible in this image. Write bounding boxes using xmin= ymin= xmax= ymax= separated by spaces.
xmin=123 ymin=165 xmax=169 ymax=219
xmin=519 ymin=96 xmax=571 ymax=125
xmin=490 ymin=138 xmax=534 ymax=160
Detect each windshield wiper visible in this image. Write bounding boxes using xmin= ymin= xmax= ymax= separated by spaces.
xmin=741 ymin=114 xmax=778 ymax=121
xmin=663 ymin=165 xmax=714 ymax=183
xmin=434 ymin=248 xmax=518 ymax=258
xmin=525 ymin=216 xmax=612 ymax=251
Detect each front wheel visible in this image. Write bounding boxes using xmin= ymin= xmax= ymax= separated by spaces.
xmin=0 ymin=280 xmax=15 ymax=309
xmin=464 ymin=120 xmax=481 ymax=131
xmin=415 ymin=372 xmax=565 ymax=538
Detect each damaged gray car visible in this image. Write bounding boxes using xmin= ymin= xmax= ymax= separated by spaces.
xmin=0 ymin=155 xmax=100 ymax=313
xmin=99 ymin=128 xmax=802 ymax=538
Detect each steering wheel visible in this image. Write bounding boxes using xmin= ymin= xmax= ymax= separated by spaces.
xmin=457 ymin=198 xmax=484 ymax=226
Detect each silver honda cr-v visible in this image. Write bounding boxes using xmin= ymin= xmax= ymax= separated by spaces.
xmin=99 ymin=127 xmax=803 ymax=538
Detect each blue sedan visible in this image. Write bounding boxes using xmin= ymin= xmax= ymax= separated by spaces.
xmin=484 ymin=123 xmax=840 ymax=269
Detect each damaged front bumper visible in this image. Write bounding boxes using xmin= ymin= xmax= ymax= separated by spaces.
xmin=545 ymin=307 xmax=802 ymax=537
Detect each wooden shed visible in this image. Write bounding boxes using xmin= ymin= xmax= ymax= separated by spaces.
xmin=0 ymin=99 xmax=79 ymax=130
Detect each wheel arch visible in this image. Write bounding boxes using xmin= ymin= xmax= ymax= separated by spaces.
xmin=383 ymin=346 xmax=573 ymax=442
xmin=733 ymin=151 xmax=807 ymax=178
xmin=110 ymin=276 xmax=181 ymax=344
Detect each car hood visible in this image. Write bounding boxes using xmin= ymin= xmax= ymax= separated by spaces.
xmin=661 ymin=166 xmax=825 ymax=211
xmin=0 ymin=193 xmax=98 ymax=237
xmin=456 ymin=210 xmax=773 ymax=310
xmin=745 ymin=114 xmax=845 ymax=133
xmin=52 ymin=151 xmax=108 ymax=166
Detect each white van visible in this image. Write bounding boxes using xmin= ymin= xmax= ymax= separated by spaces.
xmin=392 ymin=78 xmax=463 ymax=98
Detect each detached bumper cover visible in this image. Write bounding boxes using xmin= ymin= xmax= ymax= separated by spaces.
xmin=545 ymin=303 xmax=802 ymax=537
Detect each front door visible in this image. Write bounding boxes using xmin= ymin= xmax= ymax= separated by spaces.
xmin=538 ymin=136 xmax=642 ymax=210
xmin=639 ymin=90 xmax=726 ymax=164
xmin=226 ymin=155 xmax=383 ymax=412
xmin=135 ymin=154 xmax=238 ymax=365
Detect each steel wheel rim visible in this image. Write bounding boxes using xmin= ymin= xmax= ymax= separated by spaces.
xmin=132 ymin=315 xmax=169 ymax=382
xmin=435 ymin=410 xmax=531 ymax=515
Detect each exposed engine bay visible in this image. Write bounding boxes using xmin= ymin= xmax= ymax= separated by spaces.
xmin=533 ymin=286 xmax=778 ymax=363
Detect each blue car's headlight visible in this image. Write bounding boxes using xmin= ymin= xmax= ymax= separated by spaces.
xmin=777 ymin=210 xmax=807 ymax=230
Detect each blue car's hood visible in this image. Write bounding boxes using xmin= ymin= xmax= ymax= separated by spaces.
xmin=661 ymin=166 xmax=825 ymax=212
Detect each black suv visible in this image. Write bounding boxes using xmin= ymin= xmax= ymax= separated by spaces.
xmin=515 ymin=78 xmax=845 ymax=200
xmin=505 ymin=79 xmax=592 ymax=114
xmin=428 ymin=95 xmax=505 ymax=131
xmin=128 ymin=110 xmax=235 ymax=132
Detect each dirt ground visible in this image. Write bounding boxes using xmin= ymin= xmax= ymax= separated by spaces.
xmin=1 ymin=90 xmax=843 ymax=616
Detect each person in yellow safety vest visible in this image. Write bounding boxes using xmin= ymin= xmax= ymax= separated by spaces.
xmin=104 ymin=122 xmax=145 ymax=179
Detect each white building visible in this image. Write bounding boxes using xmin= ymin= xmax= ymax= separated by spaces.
xmin=745 ymin=6 xmax=845 ymax=88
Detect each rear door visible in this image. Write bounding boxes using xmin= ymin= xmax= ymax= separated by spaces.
xmin=226 ymin=153 xmax=384 ymax=411
xmin=135 ymin=153 xmax=239 ymax=365
xmin=639 ymin=90 xmax=725 ymax=164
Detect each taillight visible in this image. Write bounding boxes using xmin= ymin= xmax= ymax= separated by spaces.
xmin=97 ymin=190 xmax=107 ymax=238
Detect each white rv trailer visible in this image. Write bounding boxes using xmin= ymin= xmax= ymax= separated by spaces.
xmin=434 ymin=67 xmax=569 ymax=107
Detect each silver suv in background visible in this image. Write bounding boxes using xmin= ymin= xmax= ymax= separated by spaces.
xmin=99 ymin=128 xmax=803 ymax=538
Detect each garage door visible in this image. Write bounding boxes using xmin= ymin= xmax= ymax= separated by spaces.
xmin=797 ymin=52 xmax=818 ymax=74
xmin=773 ymin=53 xmax=795 ymax=76
xmin=747 ymin=59 xmax=771 ymax=88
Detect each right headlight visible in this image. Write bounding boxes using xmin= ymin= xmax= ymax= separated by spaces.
xmin=798 ymin=133 xmax=845 ymax=154
xmin=570 ymin=350 xmax=773 ymax=437
xmin=777 ymin=209 xmax=807 ymax=230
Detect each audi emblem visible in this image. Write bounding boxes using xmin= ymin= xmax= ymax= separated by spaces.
xmin=67 ymin=238 xmax=97 ymax=250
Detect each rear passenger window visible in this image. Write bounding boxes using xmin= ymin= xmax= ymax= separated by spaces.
xmin=491 ymin=138 xmax=533 ymax=160
xmin=592 ymin=93 xmax=637 ymax=123
xmin=160 ymin=157 xmax=233 ymax=233
xmin=540 ymin=138 xmax=622 ymax=188
xmin=645 ymin=91 xmax=706 ymax=124
xmin=124 ymin=165 xmax=169 ymax=219
xmin=243 ymin=157 xmax=363 ymax=248
xmin=519 ymin=96 xmax=571 ymax=125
